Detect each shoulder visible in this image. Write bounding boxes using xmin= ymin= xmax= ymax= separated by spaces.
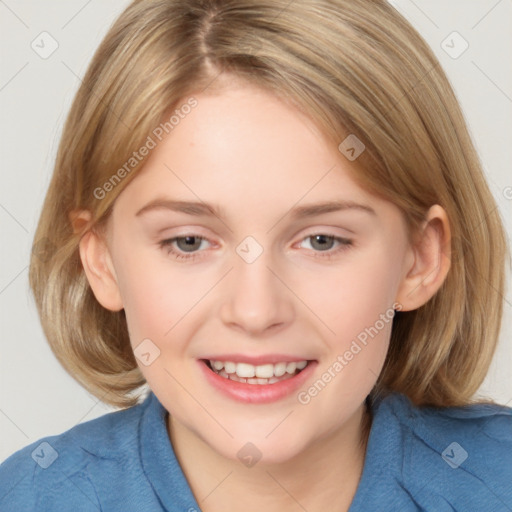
xmin=373 ymin=392 xmax=512 ymax=510
xmin=0 ymin=391 xmax=153 ymax=511
xmin=381 ymin=390 xmax=512 ymax=438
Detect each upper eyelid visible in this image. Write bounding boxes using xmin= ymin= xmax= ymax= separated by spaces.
xmin=160 ymin=225 xmax=355 ymax=241
xmin=295 ymin=234 xmax=352 ymax=251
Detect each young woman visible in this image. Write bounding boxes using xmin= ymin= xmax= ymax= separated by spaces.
xmin=1 ymin=1 xmax=510 ymax=510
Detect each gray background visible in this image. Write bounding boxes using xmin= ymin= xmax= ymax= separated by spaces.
xmin=1 ymin=0 xmax=511 ymax=461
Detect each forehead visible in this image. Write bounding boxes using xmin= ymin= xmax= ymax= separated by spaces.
xmin=113 ymin=84 xmax=380 ymax=223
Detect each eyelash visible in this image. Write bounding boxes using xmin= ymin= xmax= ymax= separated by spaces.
xmin=159 ymin=233 xmax=353 ymax=261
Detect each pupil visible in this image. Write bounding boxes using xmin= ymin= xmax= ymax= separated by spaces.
xmin=312 ymin=235 xmax=333 ymax=251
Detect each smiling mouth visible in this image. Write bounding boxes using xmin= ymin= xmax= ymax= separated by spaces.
xmin=203 ymin=359 xmax=312 ymax=385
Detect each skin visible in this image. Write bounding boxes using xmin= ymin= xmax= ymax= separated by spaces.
xmin=78 ymin=81 xmax=451 ymax=511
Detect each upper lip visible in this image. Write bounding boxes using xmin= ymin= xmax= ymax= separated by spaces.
xmin=201 ymin=354 xmax=314 ymax=365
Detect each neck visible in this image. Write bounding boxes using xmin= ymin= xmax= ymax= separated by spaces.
xmin=168 ymin=401 xmax=371 ymax=512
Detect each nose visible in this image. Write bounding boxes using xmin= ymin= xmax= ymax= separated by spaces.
xmin=219 ymin=247 xmax=295 ymax=336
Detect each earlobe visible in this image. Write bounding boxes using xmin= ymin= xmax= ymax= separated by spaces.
xmin=396 ymin=205 xmax=451 ymax=312
xmin=75 ymin=212 xmax=124 ymax=312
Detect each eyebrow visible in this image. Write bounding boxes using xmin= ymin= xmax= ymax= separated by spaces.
xmin=135 ymin=198 xmax=376 ymax=220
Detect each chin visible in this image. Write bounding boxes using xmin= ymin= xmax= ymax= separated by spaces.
xmin=207 ymin=426 xmax=312 ymax=467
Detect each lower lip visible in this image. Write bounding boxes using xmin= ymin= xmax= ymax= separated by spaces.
xmin=199 ymin=360 xmax=317 ymax=404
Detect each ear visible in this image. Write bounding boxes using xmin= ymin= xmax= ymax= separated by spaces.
xmin=395 ymin=205 xmax=451 ymax=311
xmin=71 ymin=210 xmax=124 ymax=312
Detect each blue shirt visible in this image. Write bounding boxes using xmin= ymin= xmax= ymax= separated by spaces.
xmin=1 ymin=390 xmax=511 ymax=511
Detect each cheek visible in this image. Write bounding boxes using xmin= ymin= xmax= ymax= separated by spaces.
xmin=298 ymin=242 xmax=402 ymax=395
xmin=308 ymin=245 xmax=403 ymax=336
xmin=112 ymin=246 xmax=230 ymax=366
xmin=112 ymin=249 xmax=202 ymax=345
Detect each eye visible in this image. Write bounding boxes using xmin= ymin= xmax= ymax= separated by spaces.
xmin=298 ymin=234 xmax=353 ymax=258
xmin=159 ymin=235 xmax=211 ymax=261
xmin=159 ymin=233 xmax=353 ymax=262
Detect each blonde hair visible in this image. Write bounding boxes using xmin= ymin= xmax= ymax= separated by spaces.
xmin=29 ymin=0 xmax=508 ymax=408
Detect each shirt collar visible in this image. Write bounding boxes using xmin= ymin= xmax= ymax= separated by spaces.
xmin=139 ymin=391 xmax=202 ymax=511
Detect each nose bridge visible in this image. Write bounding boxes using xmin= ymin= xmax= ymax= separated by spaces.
xmin=219 ymin=237 xmax=294 ymax=334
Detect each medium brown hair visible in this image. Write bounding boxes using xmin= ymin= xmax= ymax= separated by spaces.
xmin=29 ymin=0 xmax=508 ymax=408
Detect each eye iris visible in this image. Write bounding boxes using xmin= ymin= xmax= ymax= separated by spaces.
xmin=311 ymin=234 xmax=334 ymax=251
xmin=177 ymin=236 xmax=202 ymax=252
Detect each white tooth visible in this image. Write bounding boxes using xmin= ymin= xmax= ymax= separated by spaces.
xmin=236 ymin=362 xmax=255 ymax=378
xmin=296 ymin=361 xmax=308 ymax=370
xmin=255 ymin=364 xmax=274 ymax=378
xmin=229 ymin=373 xmax=246 ymax=383
xmin=212 ymin=360 xmax=224 ymax=371
xmin=224 ymin=361 xmax=236 ymax=374
xmin=246 ymin=378 xmax=260 ymax=385
xmin=268 ymin=377 xmax=279 ymax=384
xmin=286 ymin=362 xmax=297 ymax=374
xmin=257 ymin=378 xmax=269 ymax=384
xmin=274 ymin=362 xmax=287 ymax=377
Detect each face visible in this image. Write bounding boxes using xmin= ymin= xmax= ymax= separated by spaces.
xmin=100 ymin=83 xmax=414 ymax=464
